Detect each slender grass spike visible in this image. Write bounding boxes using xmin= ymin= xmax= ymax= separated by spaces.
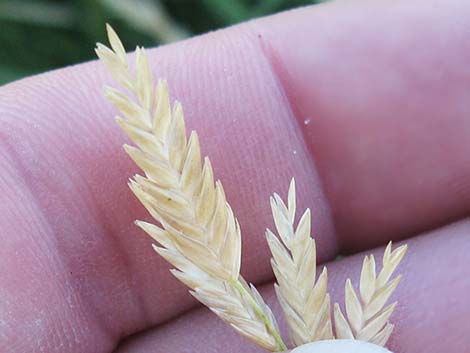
xmin=96 ymin=24 xmax=407 ymax=352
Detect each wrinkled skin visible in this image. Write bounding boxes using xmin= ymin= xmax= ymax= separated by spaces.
xmin=1 ymin=0 xmax=469 ymax=352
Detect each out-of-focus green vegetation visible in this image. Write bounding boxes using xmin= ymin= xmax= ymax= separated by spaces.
xmin=0 ymin=0 xmax=322 ymax=85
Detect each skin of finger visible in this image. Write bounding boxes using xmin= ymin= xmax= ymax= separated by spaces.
xmin=0 ymin=8 xmax=337 ymax=353
xmin=2 ymin=0 xmax=470 ymax=351
xmin=114 ymin=219 xmax=470 ymax=353
xmin=254 ymin=0 xmax=470 ymax=251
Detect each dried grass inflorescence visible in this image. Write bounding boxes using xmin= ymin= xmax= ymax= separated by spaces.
xmin=96 ymin=25 xmax=407 ymax=352
xmin=267 ymin=179 xmax=333 ymax=345
xmin=96 ymin=24 xmax=286 ymax=352
xmin=333 ymin=243 xmax=407 ymax=346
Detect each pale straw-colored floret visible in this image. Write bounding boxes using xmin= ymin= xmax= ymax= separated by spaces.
xmin=334 ymin=242 xmax=407 ymax=346
xmin=95 ymin=24 xmax=286 ymax=352
xmin=267 ymin=179 xmax=333 ymax=346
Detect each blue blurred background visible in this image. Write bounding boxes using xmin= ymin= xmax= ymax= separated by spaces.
xmin=0 ymin=0 xmax=323 ymax=85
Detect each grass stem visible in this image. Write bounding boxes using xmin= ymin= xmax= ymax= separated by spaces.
xmin=231 ymin=279 xmax=287 ymax=351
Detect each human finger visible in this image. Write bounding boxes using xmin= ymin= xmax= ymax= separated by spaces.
xmin=114 ymin=219 xmax=470 ymax=352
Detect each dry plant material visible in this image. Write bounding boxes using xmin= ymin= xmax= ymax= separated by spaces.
xmin=333 ymin=242 xmax=407 ymax=346
xmin=267 ymin=179 xmax=333 ymax=345
xmin=96 ymin=25 xmax=407 ymax=352
xmin=95 ymin=24 xmax=286 ymax=352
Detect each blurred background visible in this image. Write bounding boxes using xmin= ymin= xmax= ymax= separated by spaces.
xmin=0 ymin=0 xmax=324 ymax=85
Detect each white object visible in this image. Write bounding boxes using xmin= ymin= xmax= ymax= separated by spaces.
xmin=291 ymin=340 xmax=392 ymax=353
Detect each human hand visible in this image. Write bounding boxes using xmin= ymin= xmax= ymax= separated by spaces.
xmin=1 ymin=0 xmax=469 ymax=352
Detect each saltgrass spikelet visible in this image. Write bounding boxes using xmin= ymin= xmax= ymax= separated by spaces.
xmin=334 ymin=242 xmax=407 ymax=346
xmin=96 ymin=24 xmax=286 ymax=352
xmin=267 ymin=179 xmax=333 ymax=346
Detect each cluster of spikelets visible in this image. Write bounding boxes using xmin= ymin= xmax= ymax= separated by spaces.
xmin=96 ymin=25 xmax=407 ymax=352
